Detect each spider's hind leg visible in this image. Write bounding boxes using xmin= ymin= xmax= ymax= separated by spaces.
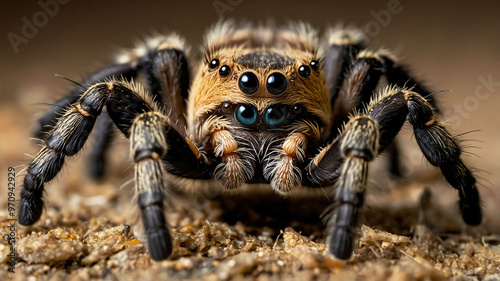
xmin=86 ymin=113 xmax=115 ymax=179
xmin=381 ymin=53 xmax=441 ymax=178
xmin=406 ymin=92 xmax=481 ymax=225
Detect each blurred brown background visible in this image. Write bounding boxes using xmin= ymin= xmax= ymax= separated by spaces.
xmin=1 ymin=1 xmax=499 ymax=229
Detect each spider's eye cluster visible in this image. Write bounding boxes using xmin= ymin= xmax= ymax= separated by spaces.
xmin=238 ymin=72 xmax=289 ymax=96
xmin=223 ymin=103 xmax=303 ymax=128
xmin=298 ymin=60 xmax=320 ymax=78
xmin=209 ymin=59 xmax=231 ymax=77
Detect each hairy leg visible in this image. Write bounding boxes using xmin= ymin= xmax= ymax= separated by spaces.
xmin=19 ymin=80 xmax=211 ymax=261
xmin=305 ymin=86 xmax=481 ymax=259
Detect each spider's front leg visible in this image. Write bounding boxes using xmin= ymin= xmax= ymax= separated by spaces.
xmin=19 ymin=80 xmax=211 ymax=261
xmin=130 ymin=112 xmax=172 ymax=260
xmin=34 ymin=62 xmax=139 ymax=138
xmin=306 ymin=87 xmax=482 ymax=260
xmin=19 ymin=82 xmax=111 ymax=225
xmin=34 ymin=34 xmax=191 ymax=181
xmin=34 ymin=62 xmax=139 ymax=180
xmin=317 ymin=115 xmax=380 ymax=260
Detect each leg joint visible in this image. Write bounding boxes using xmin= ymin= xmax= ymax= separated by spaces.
xmin=340 ymin=116 xmax=380 ymax=160
xmin=138 ymin=191 xmax=163 ymax=209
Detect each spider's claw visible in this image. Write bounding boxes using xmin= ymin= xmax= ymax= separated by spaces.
xmin=440 ymin=159 xmax=482 ymax=226
xmin=140 ymin=198 xmax=173 ymax=261
xmin=458 ymin=186 xmax=482 ymax=226
xmin=18 ymin=195 xmax=44 ymax=226
xmin=328 ymin=209 xmax=356 ymax=260
xmin=147 ymin=228 xmax=173 ymax=261
xmin=460 ymin=202 xmax=482 ymax=226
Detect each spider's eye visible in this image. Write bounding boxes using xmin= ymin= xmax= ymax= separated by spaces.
xmin=221 ymin=102 xmax=232 ymax=113
xmin=238 ymin=72 xmax=259 ymax=95
xmin=292 ymin=104 xmax=303 ymax=115
xmin=265 ymin=105 xmax=287 ymax=126
xmin=209 ymin=59 xmax=219 ymax=69
xmin=219 ymin=65 xmax=231 ymax=77
xmin=235 ymin=104 xmax=258 ymax=126
xmin=298 ymin=65 xmax=311 ymax=78
xmin=310 ymin=60 xmax=319 ymax=71
xmin=266 ymin=73 xmax=287 ymax=95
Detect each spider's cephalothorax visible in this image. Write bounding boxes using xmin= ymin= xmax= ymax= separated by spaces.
xmin=19 ymin=22 xmax=482 ymax=262
xmin=187 ymin=28 xmax=331 ymax=192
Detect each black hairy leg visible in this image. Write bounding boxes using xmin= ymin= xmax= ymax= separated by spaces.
xmin=405 ymin=93 xmax=481 ymax=225
xmin=327 ymin=116 xmax=379 ymax=260
xmin=323 ymin=30 xmax=439 ymax=180
xmin=19 ymin=80 xmax=211 ymax=260
xmin=385 ymin=142 xmax=403 ymax=178
xmin=305 ymin=87 xmax=481 ymax=260
xmin=34 ymin=62 xmax=138 ymax=180
xmin=20 ymin=82 xmax=119 ymax=226
xmin=139 ymin=46 xmax=191 ymax=132
xmin=322 ymin=27 xmax=367 ymax=110
xmin=131 ymin=112 xmax=172 ymax=261
xmin=34 ymin=62 xmax=139 ymax=139
xmin=33 ymin=35 xmax=191 ymax=181
xmin=86 ymin=112 xmax=115 ymax=180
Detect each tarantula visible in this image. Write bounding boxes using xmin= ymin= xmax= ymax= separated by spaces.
xmin=19 ymin=22 xmax=482 ymax=261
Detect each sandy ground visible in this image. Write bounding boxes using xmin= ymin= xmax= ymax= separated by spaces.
xmin=1 ymin=1 xmax=500 ymax=280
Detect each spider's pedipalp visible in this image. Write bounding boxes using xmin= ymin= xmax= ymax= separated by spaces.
xmin=266 ymin=132 xmax=307 ymax=194
xmin=211 ymin=129 xmax=254 ymax=189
